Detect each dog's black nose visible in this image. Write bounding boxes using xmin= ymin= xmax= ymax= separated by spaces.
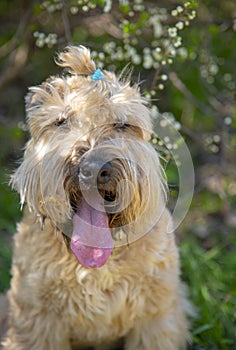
xmin=97 ymin=162 xmax=114 ymax=184
xmin=79 ymin=160 xmax=113 ymax=185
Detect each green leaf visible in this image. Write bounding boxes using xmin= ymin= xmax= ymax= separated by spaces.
xmin=193 ymin=324 xmax=214 ymax=335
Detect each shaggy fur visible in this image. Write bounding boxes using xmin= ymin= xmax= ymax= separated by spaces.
xmin=1 ymin=46 xmax=192 ymax=350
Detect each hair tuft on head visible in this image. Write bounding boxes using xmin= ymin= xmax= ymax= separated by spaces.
xmin=56 ymin=45 xmax=96 ymax=75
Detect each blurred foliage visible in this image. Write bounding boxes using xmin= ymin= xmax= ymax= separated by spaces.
xmin=182 ymin=233 xmax=236 ymax=350
xmin=0 ymin=0 xmax=236 ymax=348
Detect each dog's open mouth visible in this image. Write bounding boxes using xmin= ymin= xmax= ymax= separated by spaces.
xmin=70 ymin=193 xmax=114 ymax=268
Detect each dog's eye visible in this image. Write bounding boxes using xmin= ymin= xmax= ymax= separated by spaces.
xmin=113 ymin=123 xmax=143 ymax=138
xmin=113 ymin=123 xmax=130 ymax=131
xmin=54 ymin=118 xmax=67 ymax=127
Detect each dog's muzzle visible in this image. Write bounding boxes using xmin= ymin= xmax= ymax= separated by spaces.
xmin=79 ymin=158 xmax=114 ymax=187
xmin=70 ymin=155 xmax=116 ymax=269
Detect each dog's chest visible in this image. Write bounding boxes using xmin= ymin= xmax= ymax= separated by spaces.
xmin=67 ymin=264 xmax=145 ymax=343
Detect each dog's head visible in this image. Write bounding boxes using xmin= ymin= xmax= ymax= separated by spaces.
xmin=12 ymin=46 xmax=167 ymax=267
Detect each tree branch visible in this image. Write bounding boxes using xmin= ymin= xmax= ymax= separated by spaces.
xmin=61 ymin=1 xmax=72 ymax=43
xmin=0 ymin=44 xmax=29 ymax=90
xmin=0 ymin=1 xmax=36 ymax=58
xmin=169 ymin=71 xmax=223 ymax=127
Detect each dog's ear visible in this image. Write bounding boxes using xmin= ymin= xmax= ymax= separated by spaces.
xmin=25 ymin=90 xmax=40 ymax=110
xmin=25 ymin=76 xmax=57 ymax=110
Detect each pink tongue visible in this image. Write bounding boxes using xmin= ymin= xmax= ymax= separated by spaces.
xmin=70 ymin=199 xmax=114 ymax=268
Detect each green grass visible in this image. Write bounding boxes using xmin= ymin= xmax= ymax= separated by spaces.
xmin=182 ymin=234 xmax=236 ymax=350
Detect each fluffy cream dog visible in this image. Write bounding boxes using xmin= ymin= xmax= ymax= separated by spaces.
xmin=2 ymin=46 xmax=192 ymax=350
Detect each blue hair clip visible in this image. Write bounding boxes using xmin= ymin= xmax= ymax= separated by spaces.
xmin=90 ymin=68 xmax=104 ymax=81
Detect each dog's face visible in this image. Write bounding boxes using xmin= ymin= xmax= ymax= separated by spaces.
xmin=12 ymin=46 xmax=167 ymax=268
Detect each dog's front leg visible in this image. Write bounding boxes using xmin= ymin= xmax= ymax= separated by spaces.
xmin=1 ymin=293 xmax=71 ymax=350
xmin=2 ymin=324 xmax=71 ymax=350
xmin=124 ymin=312 xmax=189 ymax=350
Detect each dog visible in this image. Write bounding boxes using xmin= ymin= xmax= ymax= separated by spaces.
xmin=1 ymin=46 xmax=192 ymax=350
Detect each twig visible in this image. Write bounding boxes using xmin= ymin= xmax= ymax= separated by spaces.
xmin=169 ymin=71 xmax=223 ymax=126
xmin=62 ymin=1 xmax=72 ymax=43
xmin=151 ymin=67 xmax=161 ymax=91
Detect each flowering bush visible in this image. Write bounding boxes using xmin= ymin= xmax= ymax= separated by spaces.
xmin=34 ymin=0 xmax=197 ymax=95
